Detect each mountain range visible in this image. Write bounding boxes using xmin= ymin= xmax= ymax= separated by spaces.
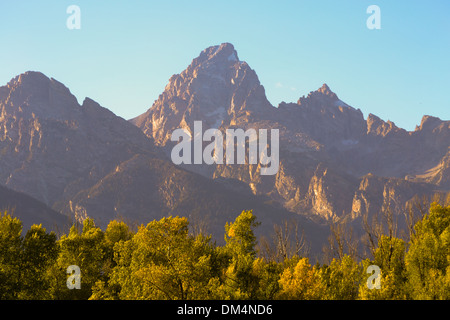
xmin=1 ymin=43 xmax=449 ymax=256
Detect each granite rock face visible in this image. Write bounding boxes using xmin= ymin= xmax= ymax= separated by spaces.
xmin=0 ymin=71 xmax=157 ymax=207
xmin=131 ymin=43 xmax=274 ymax=146
xmin=0 ymin=44 xmax=449 ymax=253
xmin=132 ymin=43 xmax=450 ymax=227
xmin=0 ymin=70 xmax=325 ymax=251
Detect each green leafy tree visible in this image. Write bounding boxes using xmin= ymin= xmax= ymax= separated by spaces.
xmin=100 ymin=216 xmax=219 ymax=300
xmin=0 ymin=212 xmax=59 ymax=299
xmin=224 ymin=210 xmax=260 ymax=258
xmin=215 ymin=210 xmax=261 ymax=299
xmin=252 ymin=258 xmax=283 ymax=299
xmin=0 ymin=211 xmax=23 ymax=299
xmin=89 ymin=219 xmax=134 ymax=299
xmin=359 ymin=235 xmax=408 ymax=299
xmin=277 ymin=256 xmax=323 ymax=300
xmin=405 ymin=203 xmax=450 ymax=299
xmin=19 ymin=224 xmax=58 ymax=299
xmin=319 ymin=255 xmax=363 ymax=300
xmin=49 ymin=218 xmax=106 ymax=299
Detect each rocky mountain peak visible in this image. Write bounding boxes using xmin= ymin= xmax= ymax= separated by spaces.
xmin=198 ymin=42 xmax=239 ymax=65
xmin=7 ymin=71 xmax=74 ymax=98
xmin=416 ymin=115 xmax=443 ymax=132
xmin=1 ymin=71 xmax=79 ymax=120
xmin=10 ymin=71 xmax=48 ymax=85
xmin=131 ymin=43 xmax=273 ymax=145
xmin=297 ymin=83 xmax=339 ymax=106
xmin=180 ymin=42 xmax=243 ymax=80
xmin=0 ymin=60 xmax=448 ymax=257
xmin=366 ymin=113 xmax=409 ymax=137
xmin=317 ymin=83 xmax=337 ymax=98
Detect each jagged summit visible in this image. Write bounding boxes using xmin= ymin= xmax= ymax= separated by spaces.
xmin=200 ymin=42 xmax=239 ymax=63
xmin=181 ymin=42 xmax=243 ymax=78
xmin=0 ymin=71 xmax=79 ymax=120
xmin=0 ymin=54 xmax=449 ymax=255
xmin=317 ymin=83 xmax=336 ymax=97
xmin=6 ymin=71 xmax=72 ymax=95
xmin=298 ymin=83 xmax=339 ymax=105
xmin=296 ymin=83 xmax=343 ymax=110
xmin=8 ymin=71 xmax=48 ymax=85
xmin=132 ymin=42 xmax=273 ymax=145
xmin=416 ymin=115 xmax=444 ymax=131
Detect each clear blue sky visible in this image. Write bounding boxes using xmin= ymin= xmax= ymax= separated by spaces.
xmin=0 ymin=0 xmax=449 ymax=130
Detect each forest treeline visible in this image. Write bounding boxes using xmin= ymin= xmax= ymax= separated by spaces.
xmin=1 ymin=202 xmax=450 ymax=300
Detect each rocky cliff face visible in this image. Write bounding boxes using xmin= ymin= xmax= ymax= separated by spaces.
xmin=0 ymin=70 xmax=327 ymax=252
xmin=132 ymin=43 xmax=450 ymax=228
xmin=130 ymin=43 xmax=274 ymax=146
xmin=0 ymin=44 xmax=448 ymax=254
xmin=0 ymin=71 xmax=157 ymax=206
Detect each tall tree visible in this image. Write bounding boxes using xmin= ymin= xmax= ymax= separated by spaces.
xmin=100 ymin=216 xmax=219 ymax=300
xmin=319 ymin=255 xmax=363 ymax=300
xmin=405 ymin=203 xmax=450 ymax=299
xmin=277 ymin=257 xmax=323 ymax=300
xmin=218 ymin=210 xmax=261 ymax=299
xmin=0 ymin=212 xmax=23 ymax=299
xmin=19 ymin=224 xmax=58 ymax=299
xmin=49 ymin=218 xmax=106 ymax=299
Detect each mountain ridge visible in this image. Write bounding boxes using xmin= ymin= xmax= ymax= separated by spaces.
xmin=131 ymin=43 xmax=450 ymax=227
xmin=0 ymin=43 xmax=449 ymax=256
xmin=0 ymin=68 xmax=329 ymax=254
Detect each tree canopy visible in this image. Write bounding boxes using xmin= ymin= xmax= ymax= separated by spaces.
xmin=1 ymin=204 xmax=450 ymax=300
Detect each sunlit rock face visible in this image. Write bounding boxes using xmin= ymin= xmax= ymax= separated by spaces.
xmin=131 ymin=43 xmax=450 ymax=226
xmin=0 ymin=43 xmax=448 ymax=254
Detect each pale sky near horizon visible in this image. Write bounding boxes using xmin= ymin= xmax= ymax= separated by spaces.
xmin=0 ymin=0 xmax=449 ymax=130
